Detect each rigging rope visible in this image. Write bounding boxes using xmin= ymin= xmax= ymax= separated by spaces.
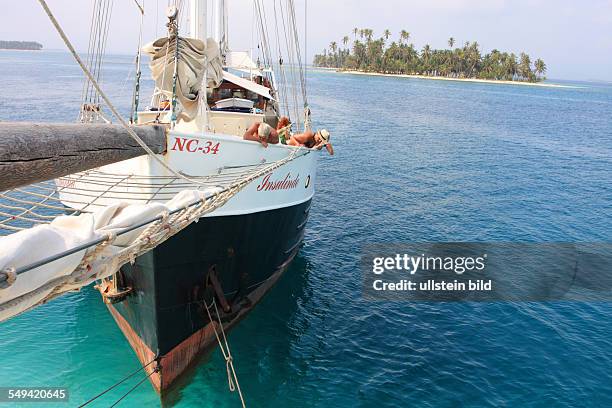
xmin=288 ymin=0 xmax=308 ymax=108
xmin=79 ymin=0 xmax=99 ymax=110
xmin=0 ymin=158 xmax=283 ymax=234
xmin=304 ymin=0 xmax=307 ymax=100
xmin=94 ymin=0 xmax=113 ymax=107
xmin=37 ymin=0 xmax=235 ymax=188
xmin=272 ymin=0 xmax=291 ymax=119
xmin=0 ymin=146 xmax=309 ymax=323
xmin=278 ymin=0 xmax=300 ymax=128
xmin=1 ymin=147 xmax=306 ymax=275
xmin=2 ymin=3 xmax=317 ymax=405
xmin=1 ymin=0 xmax=313 ymax=322
xmin=79 ymin=0 xmax=114 ymax=123
xmin=77 ymin=358 xmax=157 ymax=407
xmin=130 ymin=0 xmax=145 ymax=123
xmin=205 ymin=298 xmax=246 ymax=408
xmin=108 ymin=367 xmax=160 ymax=408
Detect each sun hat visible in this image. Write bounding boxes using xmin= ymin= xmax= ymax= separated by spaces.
xmin=317 ymin=129 xmax=330 ymax=144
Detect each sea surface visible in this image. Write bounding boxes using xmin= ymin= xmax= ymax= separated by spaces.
xmin=1 ymin=50 xmax=611 ymax=407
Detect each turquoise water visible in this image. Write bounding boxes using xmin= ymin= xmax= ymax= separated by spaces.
xmin=1 ymin=50 xmax=612 ymax=407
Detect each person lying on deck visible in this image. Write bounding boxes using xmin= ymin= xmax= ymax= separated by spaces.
xmin=288 ymin=129 xmax=334 ymax=155
xmin=243 ymin=122 xmax=279 ymax=147
xmin=277 ymin=116 xmax=291 ymax=145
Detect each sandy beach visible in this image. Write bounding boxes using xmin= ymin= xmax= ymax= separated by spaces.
xmin=336 ymin=69 xmax=577 ymax=88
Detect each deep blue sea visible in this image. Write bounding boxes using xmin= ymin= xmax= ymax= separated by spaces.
xmin=1 ymin=50 xmax=611 ymax=407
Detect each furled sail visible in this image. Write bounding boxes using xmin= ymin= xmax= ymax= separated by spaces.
xmin=226 ymin=51 xmax=263 ymax=76
xmin=143 ymin=36 xmax=223 ymax=120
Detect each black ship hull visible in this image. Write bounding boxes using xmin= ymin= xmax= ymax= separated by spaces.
xmin=105 ymin=199 xmax=311 ymax=393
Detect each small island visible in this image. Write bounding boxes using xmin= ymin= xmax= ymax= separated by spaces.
xmin=314 ymin=29 xmax=547 ymax=83
xmin=0 ymin=41 xmax=43 ymax=51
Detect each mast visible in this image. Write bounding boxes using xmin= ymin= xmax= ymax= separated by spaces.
xmin=189 ymin=0 xmax=208 ymax=131
xmin=189 ymin=0 xmax=207 ymax=42
xmin=220 ymin=0 xmax=228 ymax=57
xmin=211 ymin=0 xmax=228 ymax=58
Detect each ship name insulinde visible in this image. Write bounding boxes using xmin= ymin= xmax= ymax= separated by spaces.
xmin=256 ymin=173 xmax=300 ymax=191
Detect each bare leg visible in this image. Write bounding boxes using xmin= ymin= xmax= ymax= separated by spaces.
xmin=244 ymin=122 xmax=260 ymax=143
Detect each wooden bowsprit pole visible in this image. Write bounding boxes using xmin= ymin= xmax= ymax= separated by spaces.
xmin=0 ymin=122 xmax=167 ymax=191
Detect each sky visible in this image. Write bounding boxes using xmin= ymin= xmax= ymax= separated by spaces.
xmin=1 ymin=0 xmax=611 ymax=81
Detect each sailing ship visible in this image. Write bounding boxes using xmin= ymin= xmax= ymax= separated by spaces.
xmin=0 ymin=0 xmax=325 ymax=398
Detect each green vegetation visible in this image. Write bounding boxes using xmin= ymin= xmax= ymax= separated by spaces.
xmin=313 ymin=29 xmax=547 ymax=82
xmin=0 ymin=41 xmax=43 ymax=51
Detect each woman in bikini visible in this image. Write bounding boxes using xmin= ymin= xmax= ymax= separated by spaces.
xmin=276 ymin=116 xmax=291 ymax=145
xmin=287 ymin=128 xmax=334 ymax=155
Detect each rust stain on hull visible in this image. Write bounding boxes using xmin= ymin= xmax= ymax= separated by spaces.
xmin=107 ymin=252 xmax=295 ymax=394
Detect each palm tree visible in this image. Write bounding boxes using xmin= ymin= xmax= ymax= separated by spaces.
xmin=329 ymin=41 xmax=338 ymax=67
xmin=519 ymin=52 xmax=532 ymax=80
xmin=383 ymin=29 xmax=391 ymax=41
xmin=342 ymin=36 xmax=349 ymax=48
xmin=399 ymin=30 xmax=410 ymax=44
xmin=364 ymin=29 xmax=373 ymax=42
xmin=507 ymin=53 xmax=518 ymax=80
xmin=421 ymin=44 xmax=431 ymax=73
xmin=466 ymin=41 xmax=480 ymax=77
xmin=534 ymin=58 xmax=546 ymax=80
xmin=448 ymin=37 xmax=455 ymax=49
xmin=353 ymin=27 xmax=358 ymax=39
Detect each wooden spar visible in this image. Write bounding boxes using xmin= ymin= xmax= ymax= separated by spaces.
xmin=0 ymin=122 xmax=167 ymax=191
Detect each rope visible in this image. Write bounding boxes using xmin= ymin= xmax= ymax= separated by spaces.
xmin=272 ymin=0 xmax=290 ymax=119
xmin=93 ymin=0 xmax=113 ymax=107
xmin=79 ymin=0 xmax=114 ymax=122
xmin=108 ymin=367 xmax=160 ymax=408
xmin=0 ymin=147 xmax=308 ymax=300
xmin=205 ymin=298 xmax=246 ymax=408
xmin=288 ymin=0 xmax=308 ymax=107
xmin=1 ymin=0 xmax=311 ymax=325
xmin=0 ymin=268 xmax=16 ymax=290
xmin=166 ymin=8 xmax=180 ymax=125
xmin=130 ymin=0 xmax=145 ymax=123
xmin=304 ymin=0 xmax=307 ymax=99
xmin=36 ymin=0 xmax=218 ymax=188
xmin=131 ymin=0 xmax=144 ymax=14
xmin=77 ymin=358 xmax=157 ymax=407
xmin=78 ymin=0 xmax=99 ymax=114
xmin=279 ymin=0 xmax=300 ymax=128
xmin=0 ymin=159 xmax=281 ymax=233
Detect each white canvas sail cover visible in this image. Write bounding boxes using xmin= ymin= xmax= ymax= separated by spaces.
xmin=222 ymin=70 xmax=275 ymax=101
xmin=226 ymin=51 xmax=263 ymax=76
xmin=0 ymin=189 xmax=222 ymax=322
xmin=143 ymin=36 xmax=223 ymax=120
